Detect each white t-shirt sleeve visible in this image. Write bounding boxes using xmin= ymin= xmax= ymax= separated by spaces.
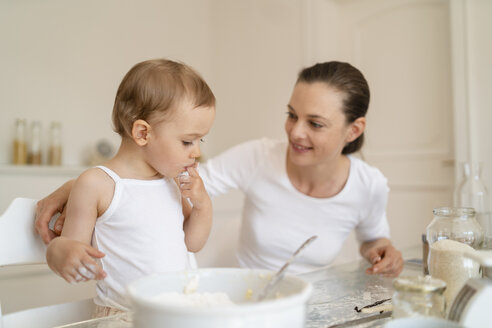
xmin=355 ymin=169 xmax=391 ymax=243
xmin=199 ymin=139 xmax=266 ymax=197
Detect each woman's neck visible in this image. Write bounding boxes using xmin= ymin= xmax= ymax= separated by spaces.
xmin=104 ymin=138 xmax=162 ymax=180
xmin=286 ymin=151 xmax=351 ymax=198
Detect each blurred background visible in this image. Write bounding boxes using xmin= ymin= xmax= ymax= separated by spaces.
xmin=0 ymin=0 xmax=491 ymax=266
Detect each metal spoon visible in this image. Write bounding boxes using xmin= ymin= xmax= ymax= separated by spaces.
xmin=256 ymin=235 xmax=318 ymax=301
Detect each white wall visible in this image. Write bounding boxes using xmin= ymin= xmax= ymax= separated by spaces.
xmin=0 ymin=0 xmax=213 ymax=166
xmin=466 ymin=0 xmax=492 ymax=192
xmin=205 ymin=0 xmax=303 ymax=158
xmin=0 ymin=0 xmax=305 ymax=166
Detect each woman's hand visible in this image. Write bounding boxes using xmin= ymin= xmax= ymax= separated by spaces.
xmin=361 ymin=238 xmax=404 ymax=277
xmin=35 ymin=180 xmax=74 ymax=244
xmin=46 ymin=236 xmax=107 ymax=284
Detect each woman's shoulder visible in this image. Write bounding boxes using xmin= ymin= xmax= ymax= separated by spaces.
xmin=348 ymin=155 xmax=388 ymax=190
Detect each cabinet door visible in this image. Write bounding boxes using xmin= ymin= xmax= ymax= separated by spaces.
xmin=306 ymin=0 xmax=454 ymax=261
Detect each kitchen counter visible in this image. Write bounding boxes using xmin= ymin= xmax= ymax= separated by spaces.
xmin=56 ymin=246 xmax=423 ymax=328
xmin=301 ymin=245 xmax=422 ymax=327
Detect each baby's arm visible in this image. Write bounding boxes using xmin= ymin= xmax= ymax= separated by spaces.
xmin=46 ymin=169 xmax=110 ymax=283
xmin=47 ymin=237 xmax=106 ymax=283
xmin=178 ymin=165 xmax=213 ymax=253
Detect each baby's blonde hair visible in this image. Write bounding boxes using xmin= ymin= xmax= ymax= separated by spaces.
xmin=112 ymin=59 xmax=216 ymax=137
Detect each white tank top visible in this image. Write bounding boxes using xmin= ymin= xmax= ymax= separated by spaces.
xmin=92 ymin=166 xmax=189 ymax=310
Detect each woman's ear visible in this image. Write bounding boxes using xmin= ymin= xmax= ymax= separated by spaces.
xmin=132 ymin=119 xmax=151 ymax=146
xmin=346 ymin=117 xmax=366 ymax=143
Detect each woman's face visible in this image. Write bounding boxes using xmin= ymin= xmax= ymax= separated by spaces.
xmin=285 ymin=82 xmax=353 ymax=167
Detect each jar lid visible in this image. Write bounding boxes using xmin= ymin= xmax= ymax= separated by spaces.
xmin=393 ymin=275 xmax=446 ymax=294
xmin=433 ymin=207 xmax=475 ymax=218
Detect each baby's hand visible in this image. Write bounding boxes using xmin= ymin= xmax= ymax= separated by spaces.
xmin=178 ymin=164 xmax=211 ymax=210
xmin=46 ymin=236 xmax=107 ymax=284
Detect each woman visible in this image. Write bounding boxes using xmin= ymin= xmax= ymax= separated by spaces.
xmin=35 ymin=61 xmax=403 ymax=277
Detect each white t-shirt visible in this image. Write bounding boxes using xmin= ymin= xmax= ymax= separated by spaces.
xmin=92 ymin=166 xmax=189 ymax=310
xmin=200 ymin=138 xmax=390 ymax=274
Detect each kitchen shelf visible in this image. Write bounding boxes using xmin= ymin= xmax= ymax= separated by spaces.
xmin=0 ymin=164 xmax=88 ymax=176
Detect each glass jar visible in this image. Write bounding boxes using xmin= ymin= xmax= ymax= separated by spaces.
xmin=426 ymin=207 xmax=483 ymax=248
xmin=426 ymin=207 xmax=483 ymax=311
xmin=28 ymin=120 xmax=42 ymax=165
xmin=13 ymin=118 xmax=27 ymax=165
xmin=392 ymin=275 xmax=446 ymax=318
xmin=48 ymin=121 xmax=62 ymax=166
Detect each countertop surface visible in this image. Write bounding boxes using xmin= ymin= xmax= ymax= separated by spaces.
xmin=56 ymin=246 xmax=424 ymax=328
xmin=300 ymin=245 xmax=422 ymax=328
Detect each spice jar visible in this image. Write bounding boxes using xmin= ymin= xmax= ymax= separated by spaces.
xmin=392 ymin=275 xmax=446 ymax=318
xmin=28 ymin=120 xmax=42 ymax=165
xmin=13 ymin=118 xmax=28 ymax=165
xmin=48 ymin=121 xmax=62 ymax=165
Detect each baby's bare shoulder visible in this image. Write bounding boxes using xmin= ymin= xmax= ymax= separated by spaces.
xmin=74 ymin=168 xmax=114 ymax=192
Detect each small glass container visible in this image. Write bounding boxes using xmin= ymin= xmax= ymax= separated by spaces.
xmin=426 ymin=207 xmax=483 ymax=248
xmin=48 ymin=121 xmax=62 ymax=166
xmin=426 ymin=207 xmax=483 ymax=309
xmin=28 ymin=120 xmax=42 ymax=165
xmin=13 ymin=118 xmax=28 ymax=165
xmin=392 ymin=275 xmax=446 ymax=318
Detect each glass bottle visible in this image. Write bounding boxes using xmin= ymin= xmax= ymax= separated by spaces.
xmin=13 ymin=118 xmax=28 ymax=165
xmin=392 ymin=275 xmax=446 ymax=318
xmin=28 ymin=120 xmax=42 ymax=165
xmin=454 ymin=162 xmax=491 ymax=249
xmin=48 ymin=121 xmax=62 ymax=166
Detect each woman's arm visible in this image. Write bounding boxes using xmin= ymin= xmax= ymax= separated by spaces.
xmin=360 ymin=238 xmax=403 ymax=277
xmin=35 ymin=179 xmax=75 ymax=244
xmin=199 ymin=139 xmax=267 ymax=197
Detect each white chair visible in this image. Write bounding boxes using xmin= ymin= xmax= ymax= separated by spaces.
xmin=0 ymin=198 xmax=94 ymax=328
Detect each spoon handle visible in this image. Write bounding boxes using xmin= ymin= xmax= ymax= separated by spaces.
xmin=257 ymin=235 xmax=318 ymax=301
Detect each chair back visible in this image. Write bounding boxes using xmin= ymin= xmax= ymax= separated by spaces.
xmin=0 ymin=198 xmax=46 ymax=266
xmin=0 ymin=198 xmax=95 ymax=327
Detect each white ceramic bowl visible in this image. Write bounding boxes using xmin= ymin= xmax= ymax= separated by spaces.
xmin=127 ymin=268 xmax=313 ymax=328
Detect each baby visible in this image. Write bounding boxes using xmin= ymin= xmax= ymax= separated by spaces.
xmin=46 ymin=58 xmax=215 ymax=316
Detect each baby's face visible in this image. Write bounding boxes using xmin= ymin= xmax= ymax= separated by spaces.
xmin=144 ymin=99 xmax=215 ymax=178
